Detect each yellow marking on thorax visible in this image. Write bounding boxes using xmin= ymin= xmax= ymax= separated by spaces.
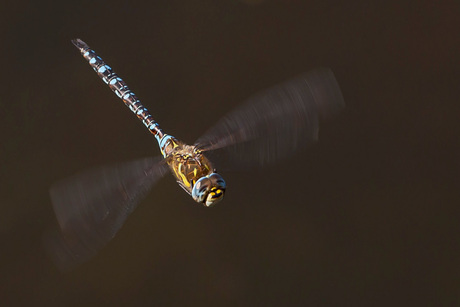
xmin=177 ymin=163 xmax=191 ymax=188
xmin=166 ymin=143 xmax=215 ymax=193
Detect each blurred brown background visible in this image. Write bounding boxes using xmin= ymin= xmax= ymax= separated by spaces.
xmin=1 ymin=0 xmax=459 ymax=305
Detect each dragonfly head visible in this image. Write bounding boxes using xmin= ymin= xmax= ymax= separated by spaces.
xmin=192 ymin=173 xmax=226 ymax=207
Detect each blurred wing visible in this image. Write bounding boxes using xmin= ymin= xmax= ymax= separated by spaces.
xmin=195 ymin=68 xmax=344 ymax=168
xmin=44 ymin=156 xmax=168 ymax=271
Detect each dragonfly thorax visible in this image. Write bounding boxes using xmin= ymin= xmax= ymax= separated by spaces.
xmin=164 ymin=139 xmax=226 ymax=206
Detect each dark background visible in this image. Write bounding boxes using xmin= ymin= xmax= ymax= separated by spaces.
xmin=1 ymin=0 xmax=459 ymax=305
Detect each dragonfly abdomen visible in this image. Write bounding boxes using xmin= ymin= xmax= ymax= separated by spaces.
xmin=71 ymin=39 xmax=164 ymax=144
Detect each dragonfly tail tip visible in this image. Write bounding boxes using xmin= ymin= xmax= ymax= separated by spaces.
xmin=71 ymin=38 xmax=89 ymax=50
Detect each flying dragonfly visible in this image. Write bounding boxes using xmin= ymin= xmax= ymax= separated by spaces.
xmin=46 ymin=39 xmax=344 ymax=270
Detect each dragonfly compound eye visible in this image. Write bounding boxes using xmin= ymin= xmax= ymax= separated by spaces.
xmin=192 ymin=173 xmax=226 ymax=207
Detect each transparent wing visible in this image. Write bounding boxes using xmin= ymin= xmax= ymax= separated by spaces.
xmin=44 ymin=156 xmax=168 ymax=271
xmin=195 ymin=68 xmax=344 ymax=168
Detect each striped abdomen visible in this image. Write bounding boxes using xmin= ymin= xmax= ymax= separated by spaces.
xmin=71 ymin=39 xmax=164 ymax=145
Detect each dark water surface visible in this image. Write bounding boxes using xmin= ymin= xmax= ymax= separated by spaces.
xmin=1 ymin=0 xmax=459 ymax=305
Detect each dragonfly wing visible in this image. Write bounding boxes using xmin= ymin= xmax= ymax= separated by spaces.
xmin=195 ymin=68 xmax=344 ymax=168
xmin=44 ymin=156 xmax=168 ymax=271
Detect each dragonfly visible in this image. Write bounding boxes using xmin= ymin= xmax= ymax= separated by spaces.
xmin=46 ymin=38 xmax=344 ymax=270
